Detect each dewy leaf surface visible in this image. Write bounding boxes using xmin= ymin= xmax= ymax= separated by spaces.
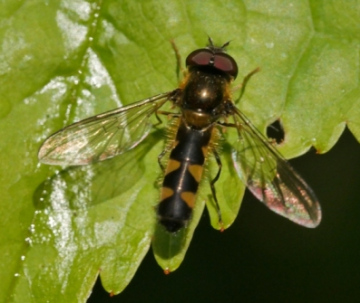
xmin=0 ymin=0 xmax=359 ymax=302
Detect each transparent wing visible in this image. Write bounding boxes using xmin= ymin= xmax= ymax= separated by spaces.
xmin=35 ymin=130 xmax=162 ymax=210
xmin=230 ymin=108 xmax=321 ymax=227
xmin=38 ymin=92 xmax=174 ymax=166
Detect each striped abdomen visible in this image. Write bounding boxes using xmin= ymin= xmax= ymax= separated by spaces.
xmin=157 ymin=120 xmax=212 ymax=232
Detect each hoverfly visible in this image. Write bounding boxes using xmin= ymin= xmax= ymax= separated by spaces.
xmin=38 ymin=38 xmax=321 ymax=232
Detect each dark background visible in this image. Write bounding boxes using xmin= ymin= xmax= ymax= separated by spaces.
xmin=88 ymin=128 xmax=360 ymax=303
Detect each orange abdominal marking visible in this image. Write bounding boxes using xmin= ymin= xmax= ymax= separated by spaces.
xmin=166 ymin=159 xmax=181 ymax=174
xmin=188 ymin=164 xmax=203 ymax=183
xmin=180 ymin=192 xmax=196 ymax=208
xmin=161 ymin=187 xmax=174 ymax=200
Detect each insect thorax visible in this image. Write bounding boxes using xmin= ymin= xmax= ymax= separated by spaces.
xmin=181 ymin=67 xmax=231 ymax=116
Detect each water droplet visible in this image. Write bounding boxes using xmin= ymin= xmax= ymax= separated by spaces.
xmin=25 ymin=237 xmax=32 ymax=245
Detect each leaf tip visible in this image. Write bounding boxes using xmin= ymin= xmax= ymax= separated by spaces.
xmin=164 ymin=268 xmax=171 ymax=275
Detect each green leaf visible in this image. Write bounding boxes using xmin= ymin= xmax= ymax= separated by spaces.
xmin=152 ymin=198 xmax=205 ymax=273
xmin=1 ymin=0 xmax=359 ymax=302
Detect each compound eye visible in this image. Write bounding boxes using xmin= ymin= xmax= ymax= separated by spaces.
xmin=186 ymin=49 xmax=213 ymax=67
xmin=186 ymin=49 xmax=238 ymax=79
xmin=213 ymin=53 xmax=238 ymax=79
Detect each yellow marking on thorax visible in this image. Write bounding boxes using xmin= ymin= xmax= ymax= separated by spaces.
xmin=188 ymin=164 xmax=204 ymax=183
xmin=172 ymin=139 xmax=179 ymax=148
xmin=180 ymin=192 xmax=196 ymax=209
xmin=202 ymin=146 xmax=209 ymax=158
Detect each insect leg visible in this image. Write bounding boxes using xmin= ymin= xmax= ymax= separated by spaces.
xmin=157 ymin=114 xmax=180 ymax=171
xmin=210 ymin=149 xmax=224 ymax=231
xmin=170 ymin=40 xmax=185 ymax=82
xmin=234 ymin=67 xmax=260 ymax=104
xmin=158 ymin=147 xmax=170 ymax=172
xmin=157 ymin=111 xmax=181 ymax=118
xmin=154 ymin=110 xmax=180 ymax=127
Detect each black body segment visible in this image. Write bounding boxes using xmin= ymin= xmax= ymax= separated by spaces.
xmin=157 ymin=121 xmax=213 ymax=232
xmin=157 ymin=44 xmax=234 ymax=233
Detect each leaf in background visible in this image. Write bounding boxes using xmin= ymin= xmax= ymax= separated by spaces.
xmin=0 ymin=0 xmax=359 ymax=302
